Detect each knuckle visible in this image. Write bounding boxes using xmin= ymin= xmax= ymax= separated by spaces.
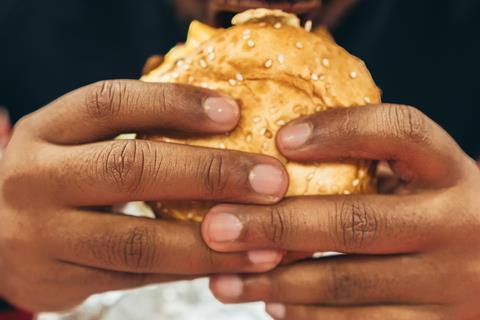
xmin=156 ymin=83 xmax=173 ymax=113
xmin=96 ymin=140 xmax=149 ymax=193
xmin=116 ymin=225 xmax=157 ymax=271
xmin=381 ymin=104 xmax=431 ymax=144
xmin=264 ymin=205 xmax=291 ymax=247
xmin=331 ymin=198 xmax=381 ymax=250
xmin=85 ymin=80 xmax=127 ymax=120
xmin=200 ymin=153 xmax=230 ymax=195
xmin=12 ymin=113 xmax=35 ymax=133
xmin=340 ymin=108 xmax=363 ymax=138
xmin=325 ymin=264 xmax=362 ymax=304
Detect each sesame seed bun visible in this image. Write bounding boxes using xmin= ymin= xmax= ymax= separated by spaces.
xmin=141 ymin=9 xmax=381 ymax=222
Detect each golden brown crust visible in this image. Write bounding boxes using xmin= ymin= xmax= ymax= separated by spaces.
xmin=141 ymin=10 xmax=381 ymax=222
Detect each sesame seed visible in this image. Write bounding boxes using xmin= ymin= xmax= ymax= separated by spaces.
xmin=262 ymin=141 xmax=269 ymax=149
xmin=171 ymin=72 xmax=179 ymax=79
xmin=191 ymin=40 xmax=200 ymax=48
xmin=199 ymin=59 xmax=207 ymax=68
xmin=242 ymin=33 xmax=250 ymax=40
xmin=235 ymin=73 xmax=244 ymax=81
xmin=243 ymin=29 xmax=251 ymax=39
xmin=304 ymin=20 xmax=313 ymax=32
xmin=306 ymin=173 xmax=314 ymax=181
xmin=276 ymin=119 xmax=286 ymax=126
xmin=322 ymin=58 xmax=330 ymax=67
xmin=349 ymin=71 xmax=358 ymax=79
xmin=218 ymin=143 xmax=226 ymax=149
xmin=274 ymin=22 xmax=282 ymax=29
xmin=185 ymin=57 xmax=193 ymax=64
xmin=311 ymin=73 xmax=319 ymax=81
xmin=247 ymin=40 xmax=255 ymax=47
xmin=319 ymin=74 xmax=326 ymax=81
xmin=277 ymin=54 xmax=285 ymax=64
xmin=352 ymin=179 xmax=360 ymax=187
xmin=260 ymin=127 xmax=267 ymax=135
xmin=206 ymin=45 xmax=214 ymax=54
xmin=200 ymin=82 xmax=210 ymax=88
xmin=208 ymin=52 xmax=215 ymax=61
xmin=228 ymin=79 xmax=237 ymax=86
xmin=364 ymin=96 xmax=372 ymax=104
xmin=296 ymin=42 xmax=303 ymax=49
xmin=264 ymin=59 xmax=273 ymax=68
xmin=245 ymin=134 xmax=253 ymax=142
xmin=253 ymin=116 xmax=261 ymax=123
xmin=176 ymin=59 xmax=184 ymax=67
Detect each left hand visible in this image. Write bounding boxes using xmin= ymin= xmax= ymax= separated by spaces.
xmin=201 ymin=104 xmax=480 ymax=320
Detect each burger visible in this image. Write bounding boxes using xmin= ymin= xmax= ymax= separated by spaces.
xmin=139 ymin=8 xmax=381 ymax=222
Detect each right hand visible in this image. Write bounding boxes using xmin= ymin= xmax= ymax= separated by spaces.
xmin=0 ymin=80 xmax=288 ymax=312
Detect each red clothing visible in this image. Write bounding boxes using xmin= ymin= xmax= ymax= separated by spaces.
xmin=0 ymin=310 xmax=33 ymax=320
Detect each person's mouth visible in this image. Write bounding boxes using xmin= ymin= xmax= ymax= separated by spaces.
xmin=207 ymin=0 xmax=322 ymax=27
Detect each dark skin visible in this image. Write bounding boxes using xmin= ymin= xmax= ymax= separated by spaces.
xmin=203 ymin=105 xmax=480 ymax=319
xmin=0 ymin=81 xmax=287 ymax=311
xmin=1 ymin=1 xmax=479 ymax=318
xmin=190 ymin=1 xmax=480 ymax=319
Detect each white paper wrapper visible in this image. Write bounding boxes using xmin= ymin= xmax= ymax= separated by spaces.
xmin=37 ymin=279 xmax=271 ymax=320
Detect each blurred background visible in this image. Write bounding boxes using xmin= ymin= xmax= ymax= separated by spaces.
xmin=0 ymin=0 xmax=479 ymax=158
xmin=0 ymin=0 xmax=479 ymax=318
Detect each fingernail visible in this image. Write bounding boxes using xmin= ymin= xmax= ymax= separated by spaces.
xmin=203 ymin=96 xmax=239 ymax=125
xmin=211 ymin=275 xmax=243 ymax=299
xmin=249 ymin=164 xmax=285 ymax=196
xmin=278 ymin=122 xmax=312 ymax=149
xmin=206 ymin=213 xmax=242 ymax=243
xmin=248 ymin=250 xmax=282 ymax=265
xmin=266 ymin=303 xmax=286 ymax=319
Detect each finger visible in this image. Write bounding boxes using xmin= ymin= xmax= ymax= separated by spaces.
xmin=265 ymin=304 xmax=444 ymax=320
xmin=33 ymin=261 xmax=191 ymax=312
xmin=276 ymin=104 xmax=473 ymax=187
xmin=209 ymin=255 xmax=448 ymax=305
xmin=42 ymin=139 xmax=288 ymax=205
xmin=202 ymin=193 xmax=448 ymax=254
xmin=43 ymin=210 xmax=284 ymax=275
xmin=31 ymin=80 xmax=240 ymax=144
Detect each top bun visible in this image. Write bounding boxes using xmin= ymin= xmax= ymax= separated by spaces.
xmin=141 ymin=9 xmax=381 ymax=222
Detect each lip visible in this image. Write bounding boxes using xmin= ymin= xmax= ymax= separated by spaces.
xmin=207 ymin=0 xmax=322 ymax=27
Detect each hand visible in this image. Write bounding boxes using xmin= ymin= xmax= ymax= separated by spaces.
xmin=0 ymin=107 xmax=11 ymax=150
xmin=201 ymin=104 xmax=480 ymax=319
xmin=0 ymin=80 xmax=288 ymax=312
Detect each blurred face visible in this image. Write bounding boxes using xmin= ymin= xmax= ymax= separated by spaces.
xmin=174 ymin=0 xmax=322 ymax=27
